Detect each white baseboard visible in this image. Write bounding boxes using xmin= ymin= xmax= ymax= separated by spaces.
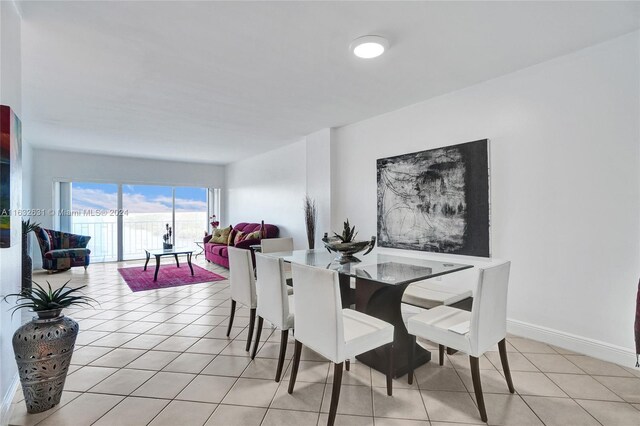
xmin=507 ymin=319 xmax=637 ymax=368
xmin=0 ymin=374 xmax=19 ymax=426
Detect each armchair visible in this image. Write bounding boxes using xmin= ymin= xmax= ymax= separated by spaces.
xmin=34 ymin=227 xmax=91 ymax=272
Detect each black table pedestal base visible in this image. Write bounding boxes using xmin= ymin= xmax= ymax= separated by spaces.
xmin=354 ymin=276 xmax=431 ymax=378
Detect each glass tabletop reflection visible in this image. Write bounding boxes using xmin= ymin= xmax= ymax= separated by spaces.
xmin=263 ymin=249 xmax=472 ymax=286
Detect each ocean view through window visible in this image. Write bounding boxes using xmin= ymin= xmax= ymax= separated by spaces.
xmin=69 ymin=182 xmax=214 ymax=262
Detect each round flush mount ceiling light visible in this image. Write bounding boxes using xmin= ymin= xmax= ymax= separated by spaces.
xmin=350 ymin=35 xmax=389 ymax=59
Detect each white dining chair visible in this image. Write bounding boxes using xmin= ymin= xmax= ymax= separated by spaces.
xmin=261 ymin=237 xmax=294 ymax=253
xmin=227 ymin=247 xmax=258 ymax=352
xmin=402 ymin=279 xmax=472 ymax=310
xmin=407 ymin=260 xmax=514 ymax=423
xmin=288 ymin=263 xmax=394 ymax=426
xmin=252 ymin=253 xmax=295 ymax=382
xmin=261 ymin=237 xmax=295 ymax=286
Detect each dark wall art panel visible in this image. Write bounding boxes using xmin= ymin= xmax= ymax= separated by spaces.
xmin=377 ymin=139 xmax=490 ymax=257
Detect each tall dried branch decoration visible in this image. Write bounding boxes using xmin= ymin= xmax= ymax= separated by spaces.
xmin=303 ymin=195 xmax=317 ymax=249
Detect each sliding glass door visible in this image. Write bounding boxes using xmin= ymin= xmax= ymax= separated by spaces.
xmin=70 ymin=182 xmax=118 ymax=262
xmin=122 ymin=185 xmax=174 ymax=260
xmin=64 ymin=182 xmax=216 ymax=262
xmin=174 ymin=187 xmax=208 ymax=250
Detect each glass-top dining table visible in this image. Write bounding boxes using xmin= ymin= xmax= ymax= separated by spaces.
xmin=263 ymin=248 xmax=473 ymax=377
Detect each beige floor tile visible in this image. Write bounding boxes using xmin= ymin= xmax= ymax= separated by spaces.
xmin=206 ymin=325 xmax=243 ymax=339
xmin=142 ymin=312 xmax=178 ymax=322
xmin=271 ymin=381 xmax=325 ymax=412
xmin=509 ymin=337 xmax=557 ymax=354
xmin=284 ymin=360 xmax=330 ymax=383
xmin=242 ymin=358 xmax=289 ymax=380
xmin=204 ymin=404 xmax=266 ymax=426
xmin=167 ymin=313 xmax=203 ymax=324
xmin=371 ymin=369 xmax=418 ymax=390
xmin=176 ymin=374 xmax=237 ymax=403
xmin=576 ymin=399 xmax=640 ymax=426
xmin=547 ymin=373 xmax=622 ymax=401
xmin=70 ymin=345 xmax=113 ymax=365
xmin=74 ymin=330 xmax=110 ymax=345
xmin=446 ymin=353 xmax=495 ymax=371
xmin=186 ymin=338 xmax=230 ymax=355
xmin=149 ymin=400 xmax=217 ymax=426
xmin=523 ymin=353 xmax=585 ymax=374
xmin=565 ymin=355 xmax=633 ymax=377
xmin=191 ymin=315 xmax=228 ymax=326
xmin=202 ymin=355 xmax=252 ymax=376
xmin=257 ymin=341 xmax=296 ymax=360
xmin=594 ymin=375 xmax=640 ymax=403
xmin=117 ymin=320 xmax=160 ymax=333
xmin=509 ymin=371 xmax=567 ymax=397
xmin=163 ymin=352 xmax=216 ymax=374
xmin=415 ymin=365 xmax=467 ymax=391
xmin=64 ymin=366 xmax=118 ymax=391
xmin=372 ymin=387 xmax=428 ymax=420
xmin=523 ymin=395 xmax=600 ymax=426
xmin=319 ymin=413 xmax=374 ymax=426
xmin=89 ymin=347 xmax=146 ymax=367
xmin=262 ymin=408 xmax=318 ymax=426
xmin=485 ymin=351 xmax=539 ymax=372
xmin=9 ymin=391 xmax=81 ymax=426
xmin=174 ymin=324 xmax=215 ymax=338
xmin=93 ymin=396 xmax=169 ymax=426
xmin=153 ymin=335 xmax=200 ymax=352
xmin=121 ymin=333 xmax=168 ymax=349
xmin=373 ymin=419 xmax=429 ymax=426
xmin=147 ymin=322 xmax=187 ymax=335
xmin=457 ymin=368 xmax=514 ymax=394
xmin=329 ymin=362 xmax=372 ymax=387
xmin=126 ymin=350 xmax=180 ymax=370
xmin=132 ymin=371 xmax=196 ymax=399
xmin=89 ymin=368 xmax=155 ymax=395
xmin=90 ymin=319 xmax=133 ymax=332
xmin=320 ymin=383 xmax=373 ymax=416
xmin=89 ymin=332 xmax=140 ymax=348
xmin=218 ymin=379 xmax=275 ymax=407
xmin=480 ymin=393 xmax=542 ymax=425
xmin=38 ymin=393 xmax=123 ymax=426
xmin=219 ymin=339 xmax=253 ymax=356
xmin=421 ymin=390 xmax=481 ymax=423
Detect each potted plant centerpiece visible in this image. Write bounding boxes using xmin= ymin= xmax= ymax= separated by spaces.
xmin=21 ymin=219 xmax=40 ymax=294
xmin=322 ymin=219 xmax=376 ymax=263
xmin=4 ymin=281 xmax=96 ymax=413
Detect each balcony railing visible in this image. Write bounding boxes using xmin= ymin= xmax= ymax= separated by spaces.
xmin=72 ymin=218 xmax=206 ymax=262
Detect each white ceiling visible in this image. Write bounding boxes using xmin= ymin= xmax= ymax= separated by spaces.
xmin=20 ymin=1 xmax=640 ymax=164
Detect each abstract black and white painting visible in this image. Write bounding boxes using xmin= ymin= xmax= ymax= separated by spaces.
xmin=377 ymin=139 xmax=489 ymax=257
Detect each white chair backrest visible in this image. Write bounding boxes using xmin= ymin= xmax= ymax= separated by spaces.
xmin=261 ymin=237 xmax=294 ymax=254
xmin=255 ymin=253 xmax=291 ymax=329
xmin=469 ymin=260 xmax=511 ymax=356
xmin=290 ymin=263 xmax=345 ymax=363
xmin=228 ymin=247 xmax=257 ymax=308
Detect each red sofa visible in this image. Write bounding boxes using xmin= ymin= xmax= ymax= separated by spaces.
xmin=203 ymin=222 xmax=279 ymax=268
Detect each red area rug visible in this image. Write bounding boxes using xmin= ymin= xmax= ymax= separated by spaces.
xmin=118 ymin=264 xmax=225 ymax=292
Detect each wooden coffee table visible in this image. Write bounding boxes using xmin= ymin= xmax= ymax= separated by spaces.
xmin=144 ymin=248 xmax=194 ymax=281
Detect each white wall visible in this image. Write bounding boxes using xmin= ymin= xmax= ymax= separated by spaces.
xmin=225 ymin=129 xmax=333 ymax=249
xmin=332 ymin=32 xmax=640 ymax=365
xmin=0 ymin=1 xmax=22 ymax=422
xmin=225 ymin=140 xmax=308 ymax=248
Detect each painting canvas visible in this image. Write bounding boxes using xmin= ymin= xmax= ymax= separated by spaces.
xmin=0 ymin=105 xmax=22 ymax=248
xmin=377 ymin=139 xmax=490 ymax=257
